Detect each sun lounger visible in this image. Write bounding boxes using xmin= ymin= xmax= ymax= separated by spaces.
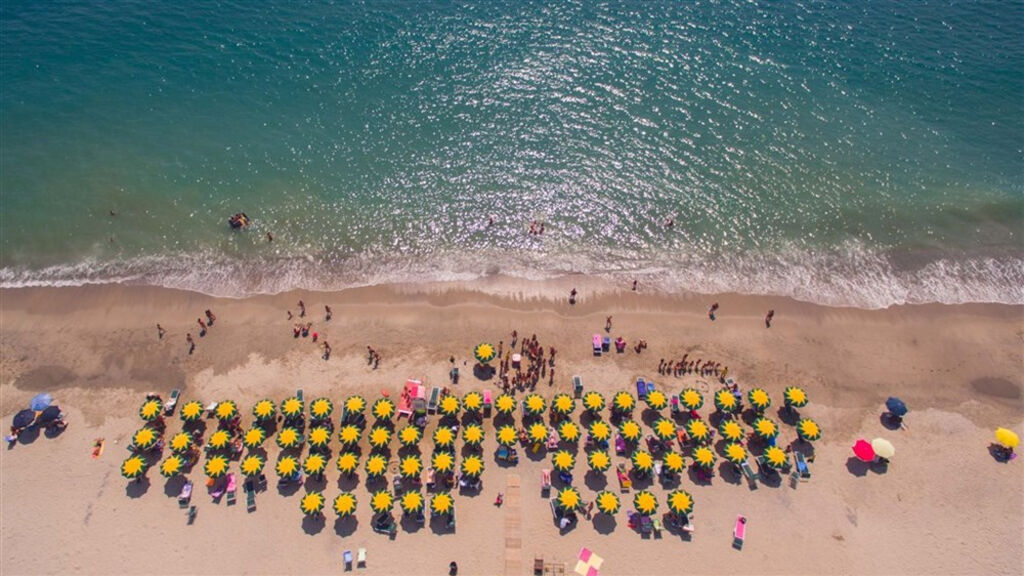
xmin=616 ymin=463 xmax=632 ymax=492
xmin=164 ymin=389 xmax=180 ymax=415
xmin=795 ymin=452 xmax=811 ymax=479
xmin=740 ymin=460 xmax=759 ymax=484
xmin=357 ymin=548 xmax=366 ymax=568
xmin=733 ymin=515 xmax=747 ymax=550
xmin=210 ymin=478 xmax=226 ymax=499
xmin=602 ymin=336 xmax=610 ymax=352
xmin=343 ymin=550 xmax=353 ymax=571
xmin=646 ymin=381 xmax=655 ymax=397
xmin=178 ymin=481 xmax=193 ymax=508
xmin=670 ymin=396 xmax=680 ymax=414
xmin=639 ymin=515 xmax=653 ymax=535
xmin=547 ymin=431 xmax=559 ymax=450
xmin=428 ymin=387 xmax=440 ymax=414
xmin=572 ymin=375 xmax=583 ymax=398
xmin=534 ymin=555 xmax=544 ymax=576
xmin=636 ymin=378 xmax=647 ymax=400
xmin=652 ymin=517 xmax=663 ymax=536
xmin=483 ymin=389 xmax=492 ymax=416
xmin=187 ymin=505 xmax=197 ymax=525
xmin=541 ymin=469 xmax=551 ymax=496
xmin=592 ymin=334 xmax=602 ymax=356
xmin=295 ymin=389 xmax=304 ymax=405
xmin=615 ymin=434 xmax=626 ymax=455
xmin=246 ymin=486 xmax=256 ymax=512
xmin=225 ymin=473 xmax=237 ymax=505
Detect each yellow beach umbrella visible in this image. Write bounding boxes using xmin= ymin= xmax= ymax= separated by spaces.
xmin=718 ymin=419 xmax=744 ymax=442
xmin=645 ymin=390 xmax=668 ymax=410
xmin=399 ymin=425 xmax=422 ymax=447
xmin=300 ymin=491 xmax=325 ymax=515
xmin=242 ymin=427 xmax=266 ymax=449
xmin=303 ymin=453 xmax=327 ymax=476
xmin=556 ymin=486 xmax=581 ymax=512
xmin=207 ymin=429 xmax=231 ymax=450
xmin=205 ymin=455 xmax=229 ymax=478
xmin=240 ymin=454 xmax=265 ymax=476
xmin=495 ymin=394 xmax=516 ymax=415
xmin=784 ymin=386 xmax=808 ymax=408
xmin=619 ymin=420 xmax=642 ymax=442
xmin=281 ymin=396 xmax=304 ymax=420
xmin=523 ymin=394 xmax=546 ymax=416
xmin=752 ymin=417 xmax=779 ymax=440
xmin=679 ymin=388 xmax=704 ymax=411
xmin=252 ymin=398 xmax=276 ymax=421
xmin=463 ymin=391 xmax=484 ymax=413
xmin=552 ymin=393 xmax=575 ymax=416
xmin=714 ymin=389 xmax=739 ymax=413
xmin=497 ymin=425 xmax=518 ymax=447
xmin=132 ymin=427 xmax=159 ymax=450
xmin=308 ymin=426 xmax=331 ymax=448
xmin=587 ymin=450 xmax=611 ymax=472
xmin=724 ymin=442 xmax=748 ymax=465
xmin=692 ymin=446 xmax=716 ymax=469
xmin=276 ymin=427 xmax=302 ymax=449
xmin=215 ymin=400 xmax=238 ymax=421
xmin=336 ymin=452 xmax=359 ymax=474
xmin=338 ymin=424 xmax=361 ymax=446
xmin=401 ymin=490 xmax=424 ymax=514
xmin=667 ymin=490 xmax=694 ymax=515
xmin=333 ymin=492 xmax=357 ymax=516
xmin=344 ymin=395 xmax=366 ymax=416
xmin=369 ymin=426 xmax=391 ymax=450
xmin=431 ymin=492 xmax=454 ymax=515
xmin=796 ymin=418 xmax=822 ymax=442
xmin=310 ymin=397 xmax=334 ymax=420
xmin=528 ymin=423 xmax=549 ymax=444
xmin=372 ymin=397 xmax=395 ymax=420
xmin=633 ymin=490 xmax=658 ymax=515
xmin=995 ymin=428 xmax=1019 ymax=449
xmin=170 ymin=431 xmax=193 ymax=453
xmin=139 ymin=398 xmax=163 ymax=421
xmin=365 ymin=454 xmax=388 ymax=477
xmin=460 ymin=454 xmax=484 ymax=477
xmin=763 ymin=446 xmax=788 ymax=469
xmin=276 ymin=455 xmax=300 ymax=478
xmin=552 ymin=450 xmax=575 ymax=472
xmin=663 ymin=451 xmax=686 ymax=474
xmin=121 ymin=455 xmax=147 ymax=480
xmin=433 ymin=426 xmax=455 ymax=449
xmin=370 ymin=490 xmax=393 ymax=513
xmin=652 ymin=418 xmax=676 ymax=441
xmin=588 ymin=420 xmax=612 ymax=443
xmin=179 ymin=400 xmax=204 ymax=422
xmin=632 ymin=450 xmax=654 ymax=473
xmin=431 ymin=451 xmax=455 ymax=473
xmin=596 ymin=490 xmax=620 ymax=515
xmin=474 ymin=342 xmax=496 ymax=364
xmin=583 ymin=391 xmax=605 ymax=413
xmin=160 ymin=454 xmax=185 ymax=478
xmin=685 ymin=419 xmax=711 ymax=443
xmin=400 ymin=455 xmax=423 ymax=478
xmin=558 ymin=421 xmax=581 ymax=443
xmin=612 ymin=391 xmax=635 ymax=413
xmin=463 ymin=423 xmax=485 ymax=446
xmin=439 ymin=395 xmax=460 ymax=417
xmin=871 ymin=438 xmax=896 ymax=459
xmin=747 ymin=388 xmax=771 ymax=412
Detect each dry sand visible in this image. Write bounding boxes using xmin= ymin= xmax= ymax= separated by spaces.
xmin=1 ymin=281 xmax=1022 ymax=576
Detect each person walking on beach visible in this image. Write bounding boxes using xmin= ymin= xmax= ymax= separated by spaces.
xmin=322 ymin=341 xmax=331 ymax=361
xmin=632 ymin=279 xmax=638 ymax=291
xmin=765 ymin=309 xmax=775 ymax=328
xmin=186 ymin=333 xmax=195 ymax=355
xmin=298 ymin=300 xmax=305 ymax=317
xmin=569 ymin=288 xmax=577 ymax=305
xmin=708 ymin=302 xmax=719 ymax=321
xmin=156 ymin=324 xmax=165 ymax=339
xmin=205 ymin=309 xmax=216 ymax=326
xmin=197 ymin=318 xmax=207 ymax=336
xmin=605 ymin=316 xmax=612 ymax=332
xmin=325 ymin=305 xmax=332 ymax=321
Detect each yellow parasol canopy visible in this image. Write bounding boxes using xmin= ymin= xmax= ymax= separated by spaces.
xmin=633 ymin=490 xmax=658 ymax=515
xmin=370 ymin=490 xmax=393 ymax=513
xmin=653 ymin=418 xmax=676 ymax=441
xmin=797 ymin=418 xmax=822 ymax=442
xmin=399 ymin=425 xmax=422 ymax=446
xmin=497 ymin=425 xmax=518 ymax=446
xmin=365 ymin=454 xmax=388 ymax=476
xmin=552 ymin=450 xmax=575 ymax=472
xmin=556 ymin=487 xmax=581 ymax=511
xmin=240 ymin=454 xmax=265 ymax=476
xmin=646 ymin=390 xmax=668 ymax=410
xmin=589 ymin=420 xmax=612 ymax=442
xmin=205 ymin=455 xmax=229 ymax=478
xmin=663 ymin=451 xmax=686 ymax=473
xmin=208 ymin=429 xmax=230 ymax=450
xmin=552 ymin=393 xmax=575 ymax=415
xmin=462 ymin=424 xmax=485 ymax=445
xmin=276 ymin=427 xmax=302 ymax=449
xmin=528 ymin=423 xmax=549 ymax=444
xmin=344 ymin=395 xmax=366 ymax=415
xmin=463 ymin=391 xmax=483 ymax=412
xmin=281 ymin=397 xmax=303 ymax=419
xmin=400 ymin=455 xmax=423 ymax=478
xmin=372 ymin=397 xmax=395 ymax=420
xmin=596 ymin=490 xmax=620 ymax=514
xmin=559 ymin=421 xmax=581 ymax=443
xmin=310 ymin=398 xmax=333 ymax=419
xmin=439 ymin=395 xmax=460 ymax=417
xmin=170 ymin=431 xmax=193 ymax=453
xmin=215 ymin=400 xmax=238 ymax=421
xmin=613 ymin=391 xmax=635 ymax=412
xmin=133 ymin=427 xmax=158 ymax=450
xmin=303 ymin=454 xmax=327 ymax=476
xmin=431 ymin=451 xmax=455 ymax=473
xmin=338 ymin=424 xmax=361 ymax=445
xmin=139 ymin=398 xmax=162 ymax=421
xmin=243 ymin=427 xmax=266 ymax=448
xmin=433 ymin=426 xmax=455 ymax=448
xmin=276 ymin=456 xmax=299 ymax=477
xmin=300 ymin=491 xmax=325 ymax=515
xmin=667 ymin=490 xmax=694 ymax=515
xmin=679 ymin=388 xmax=704 ymax=411
xmin=252 ymin=399 xmax=276 ymax=420
xmin=583 ymin=391 xmax=605 ymax=413
xmin=763 ymin=446 xmax=788 ymax=468
xmin=747 ymin=388 xmax=771 ymax=411
xmin=461 ymin=454 xmax=484 ymax=477
xmin=431 ymin=492 xmax=454 ymax=515
xmin=724 ymin=442 xmax=748 ymax=464
xmin=336 ymin=452 xmax=359 ymax=474
xmin=180 ymin=400 xmax=204 ymax=422
xmin=587 ymin=450 xmax=611 ymax=471
xmin=692 ymin=446 xmax=716 ymax=468
xmin=401 ymin=490 xmax=424 ymax=513
xmin=686 ymin=419 xmax=710 ymax=443
xmin=619 ymin=420 xmax=641 ymax=441
xmin=714 ymin=389 xmax=739 ymax=413
xmin=160 ymin=454 xmax=184 ymax=478
xmin=369 ymin=426 xmax=391 ymax=449
xmin=752 ymin=417 xmax=779 ymax=440
xmin=632 ymin=450 xmax=654 ymax=472
xmin=495 ymin=394 xmax=516 ymax=414
xmin=719 ymin=419 xmax=744 ymax=442
xmin=995 ymin=428 xmax=1020 ymax=448
xmin=524 ymin=394 xmax=546 ymax=415
xmin=784 ymin=386 xmax=808 ymax=407
xmin=333 ymin=492 xmax=357 ymax=516
xmin=308 ymin=426 xmax=331 ymax=447
xmin=121 ymin=455 xmax=147 ymax=479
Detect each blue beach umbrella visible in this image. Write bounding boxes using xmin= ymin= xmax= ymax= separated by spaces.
xmin=30 ymin=393 xmax=53 ymax=411
xmin=885 ymin=397 xmax=907 ymax=417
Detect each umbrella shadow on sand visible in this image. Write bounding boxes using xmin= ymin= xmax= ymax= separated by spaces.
xmin=584 ymin=471 xmax=608 ymax=491
xmin=845 ymin=457 xmax=871 ymax=477
xmin=163 ymin=475 xmax=188 ymax=497
xmin=334 ymin=516 xmax=359 ymax=537
xmin=15 ymin=427 xmax=41 ymax=445
xmin=302 ymin=514 xmax=325 ymax=535
xmin=717 ymin=462 xmax=743 ymax=486
xmin=337 ymin=473 xmax=360 ymax=491
xmin=126 ymin=477 xmax=151 ymax=498
xmin=593 ymin=514 xmax=617 ymax=535
xmin=880 ymin=413 xmax=903 ymax=431
xmin=777 ymin=406 xmax=800 ymax=426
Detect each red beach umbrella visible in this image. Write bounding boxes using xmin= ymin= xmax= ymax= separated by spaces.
xmin=852 ymin=439 xmax=875 ymax=463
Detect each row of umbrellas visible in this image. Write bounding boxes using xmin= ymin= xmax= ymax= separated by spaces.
xmin=553 ymin=487 xmax=694 ymax=516
xmin=295 ymin=489 xmax=456 ymax=517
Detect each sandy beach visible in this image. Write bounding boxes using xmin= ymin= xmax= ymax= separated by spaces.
xmin=1 ymin=281 xmax=1021 ymax=576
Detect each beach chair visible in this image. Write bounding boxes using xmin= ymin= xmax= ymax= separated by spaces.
xmin=602 ymin=336 xmax=610 ymax=352
xmin=296 ymin=389 xmax=304 ymax=405
xmin=225 ymin=473 xmax=237 ymax=506
xmin=652 ymin=517 xmax=663 ymax=537
xmin=795 ymin=452 xmax=811 ymax=479
xmin=670 ymin=396 xmax=680 ymax=415
xmin=733 ymin=515 xmax=747 ymax=550
xmin=187 ymin=505 xmax=197 ymax=525
xmin=547 ymin=431 xmax=559 ymax=450
xmin=572 ymin=376 xmax=583 ymax=398
xmin=357 ymin=548 xmax=366 ymax=569
xmin=210 ymin=478 xmax=226 ymax=500
xmin=178 ymin=481 xmax=193 ymax=508
xmin=740 ymin=460 xmax=759 ymax=485
xmin=639 ymin=515 xmax=653 ymax=535
xmin=534 ymin=555 xmax=544 ymax=576
xmin=646 ymin=381 xmax=655 ymax=397
xmin=483 ymin=389 xmax=492 ymax=417
xmin=450 ymin=367 xmax=459 ymax=384
xmin=636 ymin=378 xmax=647 ymax=400
xmin=615 ymin=434 xmax=626 ymax=455
xmin=343 ymin=550 xmax=353 ymax=571
xmin=541 ymin=469 xmax=552 ymax=496
xmin=246 ymin=486 xmax=256 ymax=512
xmin=616 ymin=463 xmax=632 ymax=492
xmin=427 ymin=387 xmax=440 ymax=414
xmin=592 ymin=334 xmax=602 ymax=356
xmin=164 ymin=389 xmax=180 ymax=415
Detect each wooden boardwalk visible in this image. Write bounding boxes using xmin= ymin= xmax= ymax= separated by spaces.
xmin=504 ymin=474 xmax=522 ymax=576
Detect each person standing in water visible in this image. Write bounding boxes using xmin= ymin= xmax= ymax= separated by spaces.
xmin=765 ymin=309 xmax=775 ymax=328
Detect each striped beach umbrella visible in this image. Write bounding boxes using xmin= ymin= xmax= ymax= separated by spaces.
xmin=344 ymin=395 xmax=366 ymax=417
xmin=667 ymin=490 xmax=694 ymax=516
xmin=679 ymin=388 xmax=704 ymax=411
xmin=276 ymin=455 xmax=300 ymax=478
xmin=433 ymin=426 xmax=455 ymax=449
xmin=336 ymin=452 xmax=359 ymax=474
xmin=645 ymin=389 xmax=668 ymax=411
xmin=365 ymin=454 xmax=388 ymax=477
xmin=399 ymin=425 xmax=422 ymax=447
xmin=460 ymin=454 xmax=484 ymax=477
xmin=276 ymin=427 xmax=302 ymax=449
xmin=663 ymin=451 xmax=686 ymax=474
xmin=132 ymin=427 xmax=159 ymax=451
xmin=338 ymin=424 xmax=361 ymax=446
xmin=170 ymin=431 xmax=193 ymax=453
xmin=724 ymin=442 xmax=748 ymax=465
xmin=303 ymin=453 xmax=327 ymax=476
xmin=179 ymin=400 xmax=204 ymax=422
xmin=205 ymin=455 xmax=229 ymax=478
xmin=556 ymin=486 xmax=581 ymax=512
xmin=762 ymin=446 xmax=788 ymax=469
xmin=281 ymin=397 xmax=304 ymax=420
xmin=692 ymin=446 xmax=716 ymax=469
xmin=528 ymin=423 xmax=549 ymax=444
xmin=252 ymin=399 xmax=276 ymax=421
xmin=632 ymin=450 xmax=654 ymax=474
xmin=714 ymin=389 xmax=739 ymax=414
xmin=431 ymin=492 xmax=454 ymax=515
xmin=497 ymin=425 xmax=518 ymax=446
xmin=552 ymin=393 xmax=575 ymax=416
xmin=207 ymin=429 xmax=231 ymax=451
xmin=474 ymin=343 xmax=496 ymax=364
xmin=310 ymin=397 xmax=334 ymax=420
xmin=431 ymin=451 xmax=455 ymax=474
xmin=139 ymin=398 xmax=162 ymax=421
xmin=401 ymin=490 xmax=425 ymax=514
xmin=587 ymin=450 xmax=611 ymax=472
xmin=439 ymin=395 xmax=460 ymax=417
xmin=685 ymin=419 xmax=711 ymax=443
xmin=523 ymin=394 xmax=546 ymax=416
xmin=370 ymin=490 xmax=393 ymax=514
xmin=596 ymin=490 xmax=620 ymax=515
xmin=463 ymin=423 xmax=485 ymax=446
xmin=463 ymin=391 xmax=484 ymax=413
xmin=333 ymin=492 xmax=357 ymax=516
xmin=612 ymin=391 xmax=635 ymax=414
xmin=242 ymin=427 xmax=266 ymax=449
xmin=495 ymin=394 xmax=516 ymax=415
xmin=633 ymin=490 xmax=658 ymax=515
xmin=582 ymin=391 xmax=605 ymax=413
xmin=240 ymin=454 xmax=265 ymax=476
xmin=652 ymin=418 xmax=676 ymax=441
xmin=372 ymin=397 xmax=395 ymax=420
xmin=747 ymin=388 xmax=771 ymax=412
xmin=308 ymin=426 xmax=331 ymax=449
xmin=300 ymin=491 xmax=325 ymax=515
xmin=784 ymin=386 xmax=808 ymax=408
xmin=796 ymin=418 xmax=822 ymax=442
xmin=752 ymin=417 xmax=779 ymax=441
xmin=160 ymin=454 xmax=185 ymax=478
xmin=215 ymin=400 xmax=238 ymax=421
xmin=588 ymin=420 xmax=612 ymax=443
xmin=400 ymin=454 xmax=423 ymax=479
xmin=121 ymin=455 xmax=148 ymax=480
xmin=619 ymin=420 xmax=642 ymax=442
xmin=369 ymin=426 xmax=392 ymax=450
xmin=558 ymin=421 xmax=581 ymax=443
xmin=552 ymin=450 xmax=575 ymax=472
xmin=718 ymin=419 xmax=744 ymax=443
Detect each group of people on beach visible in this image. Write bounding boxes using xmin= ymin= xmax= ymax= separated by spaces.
xmin=658 ymin=354 xmax=727 ymax=380
xmin=157 ymin=309 xmax=217 ymax=355
xmin=367 ymin=346 xmax=381 ymax=369
xmin=289 ymin=300 xmax=333 ymax=360
xmin=496 ymin=330 xmax=556 ymax=392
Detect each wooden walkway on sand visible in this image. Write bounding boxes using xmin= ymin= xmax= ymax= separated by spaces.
xmin=504 ymin=474 xmax=522 ymax=576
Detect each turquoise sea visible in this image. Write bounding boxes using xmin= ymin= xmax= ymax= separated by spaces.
xmin=2 ymin=0 xmax=1021 ymax=307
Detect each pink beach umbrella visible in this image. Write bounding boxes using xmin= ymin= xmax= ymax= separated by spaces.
xmin=852 ymin=439 xmax=875 ymax=463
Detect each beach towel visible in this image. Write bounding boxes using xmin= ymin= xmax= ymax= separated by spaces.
xmin=91 ymin=438 xmax=105 ymax=458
